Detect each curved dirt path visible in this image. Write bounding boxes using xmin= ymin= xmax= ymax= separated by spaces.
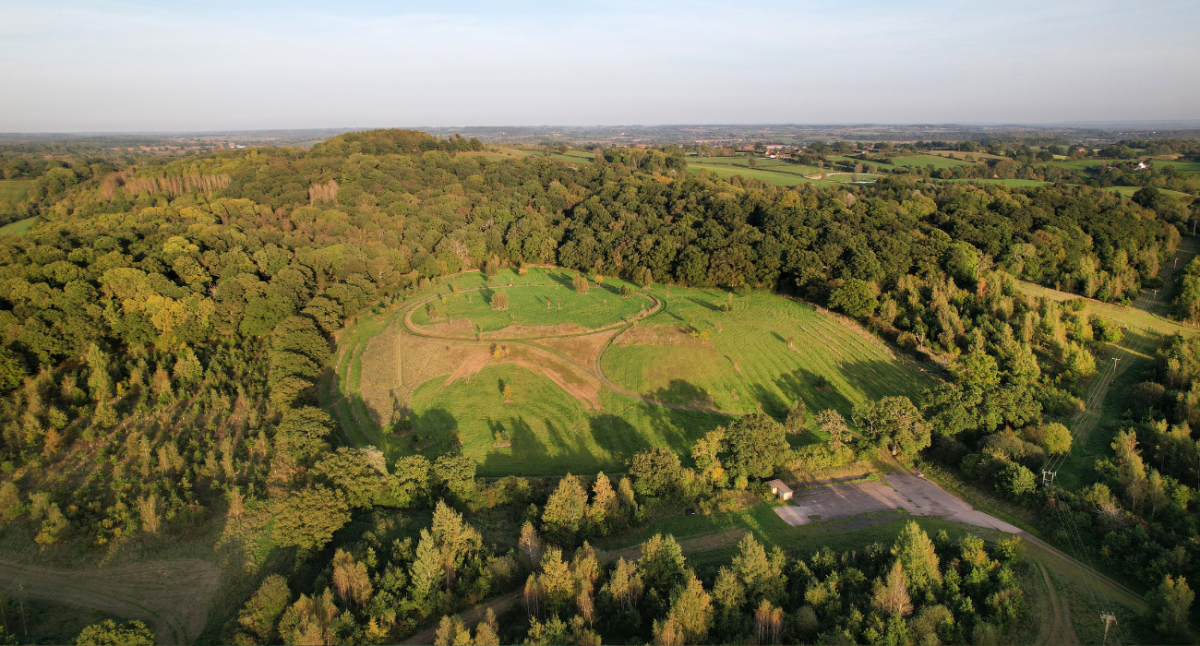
xmin=402 ymin=285 xmax=661 ymax=342
xmin=1037 ymin=563 xmax=1079 ymax=646
xmin=0 ymin=558 xmax=220 ymax=645
xmin=398 ymin=286 xmax=742 ymax=417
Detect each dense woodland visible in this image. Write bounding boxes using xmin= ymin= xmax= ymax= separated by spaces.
xmin=0 ymin=129 xmax=1196 ymax=643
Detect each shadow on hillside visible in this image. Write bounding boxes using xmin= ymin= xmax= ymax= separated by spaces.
xmin=634 ymin=379 xmax=730 ymax=461
xmin=479 ymin=415 xmax=615 ymax=476
xmin=546 ymin=271 xmax=575 ymax=288
xmin=408 ymin=407 xmax=459 ymax=453
xmin=777 ymin=367 xmax=853 ymax=416
xmin=687 ymin=296 xmax=721 ymax=312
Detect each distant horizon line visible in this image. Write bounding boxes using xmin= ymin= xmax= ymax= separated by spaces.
xmin=3 ymin=120 xmax=1200 ymax=137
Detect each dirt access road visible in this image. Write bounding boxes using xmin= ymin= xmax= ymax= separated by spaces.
xmin=0 ymin=558 xmax=220 ymax=645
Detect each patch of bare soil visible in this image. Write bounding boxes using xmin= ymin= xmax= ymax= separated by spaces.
xmin=532 ymin=330 xmax=618 ymax=367
xmin=613 ymin=324 xmax=704 ymax=347
xmin=483 ymin=322 xmax=590 ymax=339
xmin=414 ymin=318 xmax=476 ymax=337
xmin=443 ymin=351 xmax=494 ymax=387
xmin=508 ymin=345 xmax=604 ymax=410
xmin=396 ymin=333 xmax=486 ymax=407
xmin=0 ymin=558 xmax=220 ymax=645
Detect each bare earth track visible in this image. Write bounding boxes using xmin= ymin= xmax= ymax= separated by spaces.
xmin=0 ymin=558 xmax=220 ymax=645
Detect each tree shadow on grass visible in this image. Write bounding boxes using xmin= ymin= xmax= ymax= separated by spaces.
xmin=409 ymin=407 xmax=459 ymax=454
xmin=478 ymin=415 xmax=609 ymax=476
xmin=687 ymin=296 xmax=722 ymax=312
xmin=635 ymin=379 xmax=732 ymax=464
xmin=546 ymin=270 xmax=576 ymax=288
xmin=777 ymin=368 xmax=855 ymax=417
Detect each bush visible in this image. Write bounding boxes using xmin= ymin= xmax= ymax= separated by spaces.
xmin=995 ymin=463 xmax=1036 ymax=499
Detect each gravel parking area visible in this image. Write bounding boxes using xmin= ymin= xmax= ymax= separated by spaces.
xmin=773 ymin=472 xmax=1021 ymax=534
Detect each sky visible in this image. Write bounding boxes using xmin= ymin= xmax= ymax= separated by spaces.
xmin=1 ymin=0 xmax=1198 ymax=132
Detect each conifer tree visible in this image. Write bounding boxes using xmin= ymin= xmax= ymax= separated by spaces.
xmin=542 ymin=475 xmax=588 ymax=546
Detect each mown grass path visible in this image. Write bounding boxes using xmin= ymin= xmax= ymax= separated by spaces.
xmin=0 ymin=557 xmax=220 ymax=645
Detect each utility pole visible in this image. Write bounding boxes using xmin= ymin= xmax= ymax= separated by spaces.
xmin=1100 ymin=613 xmax=1118 ymax=645
xmin=1042 ymin=470 xmax=1057 ymax=488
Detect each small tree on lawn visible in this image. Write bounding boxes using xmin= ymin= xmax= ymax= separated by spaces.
xmin=573 ymin=274 xmax=589 ymax=294
xmin=491 ymin=290 xmax=509 ymax=311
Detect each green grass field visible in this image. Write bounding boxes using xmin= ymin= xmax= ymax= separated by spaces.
xmin=1155 ymin=158 xmax=1200 ymax=174
xmin=889 ymin=154 xmax=969 ymax=169
xmin=1043 ymin=158 xmax=1108 ymax=170
xmin=330 ymin=268 xmax=929 ymax=477
xmin=601 ymin=289 xmax=931 ymax=417
xmin=817 ymin=172 xmax=880 ymax=184
xmin=0 ymin=179 xmax=32 ymax=203
xmin=1102 ymin=185 xmax=1194 ymax=200
xmin=407 ymin=365 xmax=726 ymax=476
xmin=0 ymin=218 xmax=35 ymax=236
xmin=828 ymin=155 xmax=897 ymax=170
xmin=409 ymin=282 xmax=649 ymax=332
xmin=689 ymin=163 xmax=813 ymax=186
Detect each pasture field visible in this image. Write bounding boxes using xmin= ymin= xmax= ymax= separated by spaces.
xmin=0 ymin=218 xmax=35 ymax=236
xmin=328 ymin=268 xmax=930 ymax=476
xmin=816 ymin=172 xmax=880 ymax=184
xmin=548 ymin=151 xmax=596 ymax=164
xmin=1104 ymin=185 xmax=1194 ymax=200
xmin=828 ymin=155 xmax=897 ymax=170
xmin=0 ymin=179 xmax=32 ymax=203
xmin=1154 ymin=158 xmax=1200 ymax=174
xmin=689 ymin=163 xmax=813 ymax=186
xmin=602 ymin=288 xmax=930 ymax=417
xmin=1043 ymin=158 xmax=1107 ymax=170
xmin=888 ymin=154 xmax=969 ymax=169
xmin=409 ymin=282 xmax=650 ymax=333
xmin=760 ymin=164 xmax=825 ymax=176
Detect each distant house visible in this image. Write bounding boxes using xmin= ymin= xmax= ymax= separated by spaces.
xmin=766 ymin=479 xmax=793 ymax=501
xmin=1134 ymin=161 xmax=1150 ymax=170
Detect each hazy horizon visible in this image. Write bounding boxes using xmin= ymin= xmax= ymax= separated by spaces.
xmin=2 ymin=0 xmax=1198 ymax=132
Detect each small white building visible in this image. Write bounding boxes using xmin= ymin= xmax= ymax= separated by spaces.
xmin=766 ymin=479 xmax=793 ymax=501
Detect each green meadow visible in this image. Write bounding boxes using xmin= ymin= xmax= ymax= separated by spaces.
xmin=0 ymin=180 xmax=33 ymax=203
xmin=329 ymin=269 xmax=930 ymax=477
xmin=889 ymin=154 xmax=969 ymax=169
xmin=409 ymin=282 xmax=649 ymax=332
xmin=601 ymin=288 xmax=930 ymax=417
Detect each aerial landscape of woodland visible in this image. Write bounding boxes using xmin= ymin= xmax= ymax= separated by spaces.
xmin=1 ymin=1 xmax=1199 ymax=645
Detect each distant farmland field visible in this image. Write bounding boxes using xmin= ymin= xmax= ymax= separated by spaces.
xmin=689 ymin=163 xmax=813 ymax=186
xmin=0 ymin=180 xmax=32 ymax=203
xmin=889 ymin=154 xmax=969 ymax=169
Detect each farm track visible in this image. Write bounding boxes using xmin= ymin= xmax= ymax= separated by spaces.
xmin=0 ymin=558 xmax=220 ymax=645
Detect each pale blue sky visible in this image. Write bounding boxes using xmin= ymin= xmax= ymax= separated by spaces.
xmin=1 ymin=0 xmax=1198 ymax=131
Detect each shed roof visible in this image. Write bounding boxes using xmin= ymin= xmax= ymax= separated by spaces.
xmin=766 ymin=479 xmax=793 ymax=494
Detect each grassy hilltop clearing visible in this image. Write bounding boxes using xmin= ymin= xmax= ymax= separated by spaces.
xmin=325 ymin=267 xmax=932 ymax=476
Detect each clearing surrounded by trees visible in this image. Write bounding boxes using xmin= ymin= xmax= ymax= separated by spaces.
xmin=325 ymin=267 xmax=933 ymax=476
